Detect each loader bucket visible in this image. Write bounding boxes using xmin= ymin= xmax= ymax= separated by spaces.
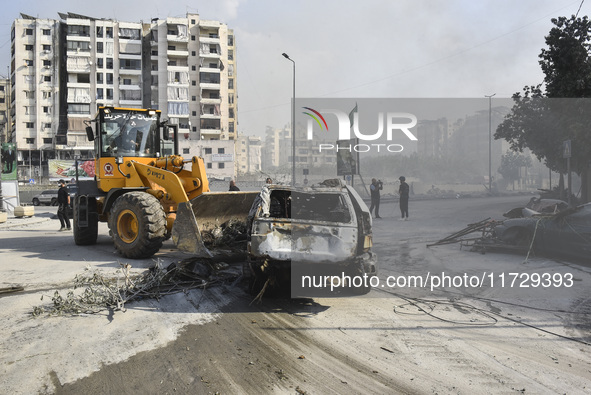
xmin=171 ymin=191 xmax=259 ymax=256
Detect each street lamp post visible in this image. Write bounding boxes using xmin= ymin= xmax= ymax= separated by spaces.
xmin=485 ymin=93 xmax=496 ymax=194
xmin=282 ymin=53 xmax=296 ymax=186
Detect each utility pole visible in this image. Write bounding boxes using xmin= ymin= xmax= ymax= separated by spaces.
xmin=485 ymin=93 xmax=496 ymax=194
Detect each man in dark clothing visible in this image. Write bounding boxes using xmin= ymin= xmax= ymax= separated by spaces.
xmin=57 ymin=179 xmax=71 ymax=231
xmin=399 ymin=176 xmax=410 ymax=220
xmin=229 ymin=180 xmax=240 ymax=191
xmin=369 ymin=178 xmax=383 ymax=219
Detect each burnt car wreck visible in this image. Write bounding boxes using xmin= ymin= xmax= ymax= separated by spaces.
xmin=430 ymin=199 xmax=591 ymax=262
xmin=245 ymin=179 xmax=378 ymax=297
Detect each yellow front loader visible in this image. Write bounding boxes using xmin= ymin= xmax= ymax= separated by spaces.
xmin=73 ymin=107 xmax=257 ymax=259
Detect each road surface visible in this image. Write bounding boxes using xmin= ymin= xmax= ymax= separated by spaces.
xmin=1 ymin=195 xmax=590 ymax=394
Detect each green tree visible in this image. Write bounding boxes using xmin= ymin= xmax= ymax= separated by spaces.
xmin=495 ymin=15 xmax=591 ymax=202
xmin=498 ymin=150 xmax=532 ymax=190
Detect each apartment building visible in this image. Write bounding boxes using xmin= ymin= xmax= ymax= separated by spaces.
xmin=9 ymin=12 xmax=237 ymax=180
xmin=0 ymin=78 xmax=9 ymax=143
xmin=235 ymin=135 xmax=262 ymax=175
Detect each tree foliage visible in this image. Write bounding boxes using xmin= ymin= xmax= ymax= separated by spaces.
xmin=495 ymin=15 xmax=591 ymax=185
xmin=498 ymin=150 xmax=532 ymax=185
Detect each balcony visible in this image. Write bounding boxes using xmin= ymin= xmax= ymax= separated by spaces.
xmin=199 ymin=35 xmax=220 ymax=44
xmin=201 ymin=97 xmax=222 ymax=105
xmin=199 ymin=66 xmax=221 ymax=73
xmin=167 ymin=34 xmax=189 ymax=43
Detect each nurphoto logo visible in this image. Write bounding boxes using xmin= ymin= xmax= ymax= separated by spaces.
xmin=303 ymin=106 xmax=418 ymax=153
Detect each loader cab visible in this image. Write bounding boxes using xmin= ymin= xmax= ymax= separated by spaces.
xmin=87 ymin=107 xmax=177 ymax=159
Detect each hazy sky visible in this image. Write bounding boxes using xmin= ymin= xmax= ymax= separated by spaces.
xmin=0 ymin=0 xmax=587 ymax=137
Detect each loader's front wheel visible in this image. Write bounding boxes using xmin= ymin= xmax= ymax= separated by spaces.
xmin=109 ymin=192 xmax=166 ymax=259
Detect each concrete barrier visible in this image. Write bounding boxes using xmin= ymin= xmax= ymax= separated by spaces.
xmin=14 ymin=206 xmax=35 ymax=218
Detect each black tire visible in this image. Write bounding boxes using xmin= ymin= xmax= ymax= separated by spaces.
xmin=348 ymin=265 xmax=372 ymax=295
xmin=108 ymin=192 xmax=166 ymax=259
xmin=73 ymin=197 xmax=98 ymax=246
xmin=32 ymin=198 xmax=40 ymax=206
xmin=50 ymin=198 xmax=58 ymax=206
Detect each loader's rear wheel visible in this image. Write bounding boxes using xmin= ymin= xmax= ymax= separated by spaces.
xmin=109 ymin=192 xmax=166 ymax=259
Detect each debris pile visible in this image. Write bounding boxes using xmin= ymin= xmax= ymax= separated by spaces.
xmin=32 ymin=259 xmax=241 ymax=317
xmin=201 ymin=219 xmax=248 ymax=249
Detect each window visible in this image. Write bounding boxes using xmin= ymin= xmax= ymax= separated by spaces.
xmin=207 ymin=163 xmax=212 ymax=169
xmin=68 ymin=103 xmax=90 ymax=114
xmin=107 ymin=89 xmax=113 ymax=100
xmin=67 ymin=25 xmax=90 ymax=37
xmin=191 ymin=35 xmax=196 ymax=41
xmin=44 ymin=123 xmax=52 ymax=129
xmin=43 ymin=60 xmax=51 ymax=67
xmin=204 ymin=147 xmax=212 ymax=154
xmin=43 ymin=106 xmax=51 ymax=114
xmin=25 ymin=91 xmax=35 ymax=99
xmin=228 ymin=35 xmax=234 ymax=46
xmin=96 ymin=42 xmax=103 ymax=53
xmin=228 ymin=79 xmax=234 ymax=89
xmin=209 ymin=44 xmax=217 ymax=54
xmin=228 ymin=94 xmax=234 ymax=104
xmin=106 ymin=73 xmax=113 ymax=84
xmin=192 ymin=51 xmax=196 ymax=56
xmin=25 ymin=29 xmax=33 ymax=35
xmin=0 ymin=98 xmax=4 ymax=104
xmin=42 ymin=44 xmax=51 ymax=51
xmin=183 ymin=148 xmax=190 ymax=154
xmin=67 ymin=41 xmax=91 ymax=52
xmin=192 ymin=126 xmax=197 ymax=132
xmin=191 ymin=19 xmax=196 ymax=24
xmin=26 ymin=123 xmax=34 ymax=129
xmin=43 ymin=76 xmax=51 ymax=82
xmin=192 ymin=111 xmax=197 ymax=116
xmin=123 ymin=78 xmax=131 ymax=85
xmin=43 ymin=138 xmax=52 ymax=144
xmin=192 ymin=80 xmax=196 ymax=86
xmin=218 ymin=148 xmax=225 ymax=154
xmin=218 ymin=162 xmax=225 ymax=169
xmin=151 ymin=50 xmax=158 ymax=56
xmin=25 ymin=60 xmax=33 ymax=66
xmin=120 ymin=59 xmax=141 ymax=70
xmin=228 ymin=50 xmax=233 ymax=60
xmin=229 ymin=108 xmax=234 ymax=118
xmin=168 ymin=45 xmax=176 ymax=50
xmin=106 ymin=58 xmax=113 ymax=69
xmin=25 ymin=138 xmax=35 ymax=144
xmin=42 ymin=29 xmax=51 ymax=35
xmin=97 ymin=58 xmax=103 ymax=68
xmin=96 ymin=88 xmax=103 ymax=99
xmin=78 ymin=74 xmax=90 ymax=83
xmin=192 ymin=96 xmax=196 ymax=101
xmin=229 ymin=122 xmax=234 ymax=133
xmin=96 ymin=26 xmax=103 ymax=38
xmin=106 ymin=27 xmax=113 ymax=38
xmin=25 ymin=44 xmax=33 ymax=51
xmin=191 ymin=65 xmax=196 ymax=71
xmin=97 ymin=73 xmax=103 ymax=83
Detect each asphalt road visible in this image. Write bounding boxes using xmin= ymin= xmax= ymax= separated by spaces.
xmin=1 ymin=195 xmax=590 ymax=394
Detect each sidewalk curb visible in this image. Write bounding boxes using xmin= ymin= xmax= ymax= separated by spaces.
xmin=0 ymin=216 xmax=52 ymax=230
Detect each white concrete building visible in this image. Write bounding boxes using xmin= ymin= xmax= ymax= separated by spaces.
xmin=236 ymin=135 xmax=262 ymax=175
xmin=9 ymin=12 xmax=238 ymax=180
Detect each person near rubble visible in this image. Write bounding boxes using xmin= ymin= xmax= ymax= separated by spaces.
xmin=369 ymin=178 xmax=383 ymax=219
xmin=399 ymin=176 xmax=410 ymax=221
xmin=57 ymin=179 xmax=71 ymax=231
xmin=229 ymin=180 xmax=240 ymax=191
xmin=265 ymin=177 xmax=273 ymax=184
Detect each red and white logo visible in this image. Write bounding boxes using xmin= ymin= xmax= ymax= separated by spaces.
xmin=103 ymin=162 xmax=114 ymax=176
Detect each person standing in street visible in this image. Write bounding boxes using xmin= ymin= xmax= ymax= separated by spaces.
xmin=57 ymin=179 xmax=71 ymax=231
xmin=398 ymin=176 xmax=410 ymax=220
xmin=369 ymin=178 xmax=383 ymax=219
xmin=229 ymin=180 xmax=240 ymax=191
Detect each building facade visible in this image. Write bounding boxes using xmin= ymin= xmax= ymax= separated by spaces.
xmin=9 ymin=12 xmax=237 ymax=181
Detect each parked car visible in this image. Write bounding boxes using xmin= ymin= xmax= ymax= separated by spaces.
xmin=245 ymin=179 xmax=378 ymax=296
xmin=32 ymin=190 xmax=58 ymax=206
xmin=493 ymin=203 xmax=591 ymax=261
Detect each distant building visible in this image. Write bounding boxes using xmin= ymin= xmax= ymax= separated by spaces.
xmin=236 ymin=135 xmax=262 ymax=175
